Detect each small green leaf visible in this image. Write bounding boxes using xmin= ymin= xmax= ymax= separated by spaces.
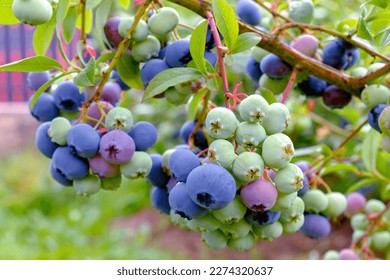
xmin=73 ymin=58 xmax=96 ymax=87
xmin=0 ymin=0 xmax=19 ymax=24
xmin=29 ymin=72 xmax=74 ymax=108
xmin=33 ymin=11 xmax=56 ymax=55
xmin=0 ymin=56 xmax=62 ymax=72
xmin=63 ymin=6 xmax=78 ymax=43
xmin=86 ymin=0 xmax=104 ymax=9
xmin=96 ymin=52 xmax=115 ymax=64
xmin=363 ymin=0 xmax=389 ymax=9
xmin=231 ymin=32 xmax=262 ymax=54
xmin=143 ymin=68 xmax=204 ymax=101
xmin=190 ymin=20 xmax=208 ymax=74
xmin=362 ymin=129 xmax=381 ymax=172
xmin=357 ymin=16 xmax=374 ymax=41
xmin=56 ymin=0 xmax=71 ymax=36
xmin=116 ymin=54 xmax=143 ymax=90
xmin=321 ymin=163 xmax=360 ymax=176
xmin=118 ymin=0 xmax=131 ymax=9
xmin=76 ymin=9 xmax=93 ymax=33
xmin=212 ymin=0 xmax=239 ymax=50
xmin=346 ymin=177 xmax=379 ymax=193
xmin=188 ymin=89 xmax=206 ymax=121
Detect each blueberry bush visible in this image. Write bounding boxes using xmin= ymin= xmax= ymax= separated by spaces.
xmin=1 ymin=0 xmax=390 ymax=259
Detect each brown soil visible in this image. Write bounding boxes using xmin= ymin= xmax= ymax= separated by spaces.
xmin=114 ymin=208 xmax=353 ymax=260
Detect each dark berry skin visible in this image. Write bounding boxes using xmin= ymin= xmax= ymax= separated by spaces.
xmin=322 ymin=40 xmax=347 ymax=69
xmin=27 ymin=71 xmax=51 ymax=91
xmin=298 ymin=76 xmax=327 ymax=97
xmin=245 ymin=56 xmax=262 ymax=82
xmin=104 ymin=17 xmax=123 ymax=48
xmin=245 ymin=210 xmax=281 ymax=226
xmin=35 ymin=122 xmax=59 ymax=158
xmin=236 ymin=0 xmax=262 ymax=26
xmin=260 ymin=54 xmax=292 ymax=79
xmin=344 ymin=48 xmax=359 ymax=70
xmin=300 ymin=213 xmax=331 ymax=239
xmin=165 ymin=39 xmax=192 ymax=68
xmin=180 ymin=121 xmax=208 ymax=150
xmin=128 ymin=121 xmax=158 ymax=151
xmin=147 ymin=154 xmax=170 ymax=188
xmin=151 ymin=186 xmax=171 ymax=215
xmin=322 ymin=85 xmax=352 ymax=109
xmin=141 ymin=59 xmax=170 ymax=87
xmin=368 ymin=104 xmax=389 ymax=133
xmin=29 ymin=93 xmax=59 ymax=122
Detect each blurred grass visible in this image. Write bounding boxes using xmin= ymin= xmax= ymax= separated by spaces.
xmin=0 ymin=147 xmax=173 ymax=260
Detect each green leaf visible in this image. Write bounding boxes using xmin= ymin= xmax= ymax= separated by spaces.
xmin=0 ymin=0 xmax=19 ymax=24
xmin=73 ymin=58 xmax=96 ymax=87
xmin=357 ymin=16 xmax=374 ymax=41
xmin=63 ymin=6 xmax=78 ymax=43
xmin=95 ymin=52 xmax=115 ymax=65
xmin=95 ymin=0 xmax=114 ymax=45
xmin=56 ymin=0 xmax=71 ymax=36
xmin=212 ymin=0 xmax=239 ymax=51
xmin=29 ymin=72 xmax=73 ymax=108
xmin=346 ymin=177 xmax=379 ymax=193
xmin=320 ymin=163 xmax=360 ymax=176
xmin=0 ymin=56 xmax=62 ymax=72
xmin=116 ymin=54 xmax=143 ymax=90
xmin=143 ymin=68 xmax=204 ymax=101
xmin=190 ymin=20 xmax=208 ymax=74
xmin=76 ymin=9 xmax=93 ymax=33
xmin=188 ymin=89 xmax=206 ymax=121
xmin=33 ymin=11 xmax=56 ymax=56
xmin=363 ymin=0 xmax=389 ymax=9
xmin=86 ymin=0 xmax=104 ymax=9
xmin=231 ymin=32 xmax=262 ymax=54
xmin=362 ymin=129 xmax=381 ymax=172
xmin=118 ymin=0 xmax=131 ymax=9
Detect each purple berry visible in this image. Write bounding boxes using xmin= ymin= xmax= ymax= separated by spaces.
xmin=300 ymin=213 xmax=331 ymax=238
xmin=141 ymin=59 xmax=170 ymax=87
xmin=245 ymin=56 xmax=262 ymax=81
xmin=165 ymin=39 xmax=192 ymax=68
xmin=86 ymin=101 xmax=113 ymax=127
xmin=298 ymin=76 xmax=327 ymax=97
xmin=240 ymin=178 xmax=278 ymax=212
xmin=322 ymin=40 xmax=347 ymax=69
xmin=180 ymin=121 xmax=208 ymax=150
xmin=88 ymin=153 xmax=120 ymax=178
xmin=236 ymin=0 xmax=262 ymax=25
xmin=322 ymin=85 xmax=352 ymax=109
xmin=99 ymin=130 xmax=135 ymax=164
xmin=339 ymin=248 xmax=359 ymax=260
xmin=101 ymin=82 xmax=121 ymax=105
xmin=345 ymin=192 xmax=367 ymax=217
xmin=104 ymin=17 xmax=123 ymax=47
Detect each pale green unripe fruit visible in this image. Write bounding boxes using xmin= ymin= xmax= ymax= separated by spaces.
xmin=12 ymin=0 xmax=53 ymax=25
xmin=262 ymin=133 xmax=294 ymax=169
xmin=302 ymin=189 xmax=329 ymax=213
xmin=235 ymin=121 xmax=267 ymax=148
xmin=148 ymin=7 xmax=179 ymax=37
xmin=361 ymin=84 xmax=390 ymax=108
xmin=162 ymin=149 xmax=175 ymax=173
xmin=205 ymin=107 xmax=239 ymax=139
xmin=238 ymin=94 xmax=269 ymax=122
xmin=120 ymin=151 xmax=152 ymax=179
xmin=131 ymin=35 xmax=161 ymax=62
xmin=365 ymin=199 xmax=386 ymax=214
xmin=227 ymin=232 xmax=255 ymax=251
xmin=370 ymin=231 xmax=390 ymax=251
xmin=352 ymin=229 xmax=365 ymax=242
xmin=165 ymin=87 xmax=190 ymax=105
xmin=251 ymin=47 xmax=269 ymax=62
xmin=207 ymin=139 xmax=237 ymax=168
xmin=232 ymin=152 xmax=264 ymax=183
xmin=118 ymin=18 xmax=148 ymax=42
xmin=382 ymin=135 xmax=390 ymax=153
xmin=323 ymin=250 xmax=340 ymax=260
xmin=366 ymin=62 xmax=387 ymax=85
xmin=261 ymin=103 xmax=290 ymax=134
xmin=322 ymin=192 xmax=347 ymax=217
xmin=379 ymin=106 xmax=390 ymax=136
xmin=48 ymin=117 xmax=72 ymax=145
xmin=271 ymin=192 xmax=297 ymax=211
xmin=282 ymin=214 xmax=304 ymax=234
xmin=219 ymin=219 xmax=252 ymax=239
xmin=288 ymin=0 xmax=314 ymax=23
xmin=274 ymin=163 xmax=304 ymax=194
xmin=253 ymin=221 xmax=283 ymax=241
xmin=350 ymin=67 xmax=367 ymax=78
xmin=187 ymin=213 xmax=222 ymax=232
xmin=74 ymin=174 xmax=100 ymax=196
xmin=201 ymin=230 xmax=227 ymax=250
xmin=280 ymin=196 xmax=305 ymax=222
xmin=100 ymin=174 xmax=122 ymax=191
xmin=350 ymin=213 xmax=369 ymax=231
xmin=105 ymin=107 xmax=134 ymax=132
xmin=259 ymin=74 xmax=289 ymax=94
xmin=211 ymin=197 xmax=247 ymax=224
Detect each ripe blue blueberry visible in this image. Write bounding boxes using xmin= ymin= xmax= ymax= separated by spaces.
xmin=111 ymin=70 xmax=130 ymax=91
xmin=168 ymin=149 xmax=200 ymax=182
xmin=53 ymin=81 xmax=86 ymax=112
xmin=151 ymin=186 xmax=171 ymax=215
xmin=260 ymin=54 xmax=292 ymax=79
xmin=165 ymin=39 xmax=192 ymax=68
xmin=35 ymin=122 xmax=59 ymax=158
xmin=27 ymin=71 xmax=51 ymax=90
xmin=147 ymin=153 xmax=170 ymax=187
xmin=245 ymin=210 xmax=281 ymax=226
xmin=180 ymin=121 xmax=208 ymax=150
xmin=50 ymin=161 xmax=73 ymax=186
xmin=52 ymin=146 xmax=89 ymax=180
xmin=300 ymin=213 xmax=331 ymax=238
xmin=128 ymin=121 xmax=158 ymax=151
xmin=368 ymin=104 xmax=388 ymax=133
xmin=322 ymin=40 xmax=347 ymax=69
xmin=28 ymin=93 xmax=59 ymax=122
xmin=298 ymin=76 xmax=327 ymax=97
xmin=67 ymin=124 xmax=100 ymax=158
xmin=236 ymin=0 xmax=262 ymax=25
xmin=99 ymin=129 xmax=135 ymax=164
xmin=186 ymin=164 xmax=236 ymax=210
xmin=141 ymin=59 xmax=170 ymax=87
xmin=245 ymin=57 xmax=262 ymax=82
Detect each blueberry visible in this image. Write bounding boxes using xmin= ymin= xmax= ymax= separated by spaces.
xmin=104 ymin=17 xmax=123 ymax=47
xmin=361 ymin=85 xmax=390 ymax=108
xmin=211 ymin=197 xmax=247 ymax=224
xmin=236 ymin=0 xmax=262 ymax=25
xmin=201 ymin=230 xmax=227 ymax=250
xmin=111 ymin=70 xmax=130 ymax=91
xmin=50 ymin=161 xmax=72 ymax=186
xmin=300 ymin=213 xmax=331 ymax=238
xmin=339 ymin=249 xmax=359 ymax=260
xmin=121 ymin=151 xmax=153 ymax=179
xmin=100 ymin=82 xmax=121 ymax=105
xmin=261 ymin=133 xmax=294 ymax=169
xmin=220 ymin=219 xmax=252 ymax=239
xmin=235 ymin=121 xmax=267 ymax=149
xmin=100 ymin=174 xmax=122 ymax=191
xmin=260 ymin=54 xmax=292 ymax=79
xmin=151 ymin=186 xmax=171 ymax=215
xmin=370 ymin=231 xmax=390 ymax=252
xmin=99 ymin=129 xmax=135 ymax=164
xmin=251 ymin=46 xmax=269 ymax=62
xmin=261 ymin=102 xmax=290 ymax=134
xmin=298 ymin=76 xmax=327 ymax=97
xmin=168 ymin=182 xmax=208 ymax=220
xmin=105 ymin=107 xmax=134 ymax=132
xmin=239 ymin=94 xmax=269 ymax=122
xmin=288 ymin=0 xmax=314 ymax=23
xmin=271 ymin=191 xmax=297 ymax=211
xmin=322 ymin=85 xmax=352 ymax=109
xmin=207 ymin=139 xmax=237 ymax=168
xmin=131 ymin=35 xmax=161 ymax=62
xmin=140 ymin=59 xmax=170 ymax=87
xmin=253 ymin=221 xmax=283 ymax=240
xmin=274 ymin=163 xmax=304 ymax=194
xmin=27 ymin=71 xmax=51 ymax=90
xmin=279 ymin=196 xmax=305 ymax=223
xmin=187 ymin=213 xmax=222 ymax=232
xmin=322 ymin=192 xmax=347 ymax=217
xmin=66 ymin=124 xmax=100 ymax=158
xmin=344 ymin=48 xmax=359 ymax=69
xmin=128 ymin=121 xmax=158 ymax=151
xmin=205 ymin=107 xmax=239 ymax=139
xmin=227 ymin=232 xmax=255 ymax=251
xmin=379 ymin=106 xmax=390 ymax=135
xmin=186 ymin=164 xmax=236 ymax=210
xmin=148 ymin=7 xmax=179 ymax=37
xmin=322 ymin=40 xmax=347 ymax=69
xmin=365 ymin=199 xmax=386 ymax=214
xmin=52 ymin=146 xmax=89 ymax=180
xmin=368 ymin=104 xmax=388 ymax=133
xmin=168 ymin=149 xmax=200 ymax=182
xmin=323 ymin=250 xmax=340 ymax=260
xmin=74 ymin=174 xmax=101 ymax=196
xmin=48 ymin=117 xmax=72 ymax=145
xmin=28 ymin=92 xmax=59 ymax=122
xmin=165 ymin=39 xmax=192 ymax=68
xmin=245 ymin=57 xmax=262 ymax=82
xmin=290 ymin=34 xmax=318 ymax=57
xmin=180 ymin=121 xmax=208 ymax=150
xmin=204 ymin=51 xmax=217 ymax=67
xmin=351 ymin=67 xmax=368 ymax=78
xmin=147 ymin=154 xmax=170 ymax=187
xmin=240 ymin=178 xmax=278 ymax=212
xmin=345 ymin=192 xmax=366 ymax=217
xmin=35 ymin=122 xmax=59 ymax=158
xmin=245 ymin=210 xmax=281 ymax=226
xmin=259 ymin=74 xmax=289 ymax=94
xmin=232 ymin=152 xmax=264 ymax=183
xmin=53 ymin=81 xmax=86 ymax=112
xmin=204 ymin=23 xmax=223 ymax=50
xmin=302 ymin=189 xmax=329 ymax=213
xmin=86 ymin=101 xmax=113 ymax=127
xmin=118 ymin=17 xmax=148 ymax=42
xmin=281 ymin=213 xmax=304 ymax=234
xmin=88 ymin=153 xmax=120 ymax=178
xmin=165 ymin=87 xmax=190 ymax=105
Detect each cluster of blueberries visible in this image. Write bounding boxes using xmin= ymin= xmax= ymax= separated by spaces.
xmin=29 ymin=71 xmax=158 ymax=195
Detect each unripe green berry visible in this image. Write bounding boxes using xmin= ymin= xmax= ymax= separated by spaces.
xmin=282 ymin=214 xmax=305 ymax=234
xmin=187 ymin=213 xmax=222 ymax=232
xmin=74 ymin=174 xmax=100 ymax=196
xmin=207 ymin=139 xmax=237 ymax=168
xmin=219 ymin=219 xmax=252 ymax=239
xmin=120 ymin=151 xmax=153 ymax=179
xmin=271 ymin=191 xmax=297 ymax=211
xmin=274 ymin=163 xmax=304 ymax=194
xmin=201 ymin=230 xmax=227 ymax=250
xmin=379 ymin=106 xmax=390 ymax=136
xmin=48 ymin=117 xmax=72 ymax=145
xmin=227 ymin=232 xmax=255 ymax=251
xmin=235 ymin=121 xmax=267 ymax=148
xmin=205 ymin=107 xmax=239 ymax=139
xmin=350 ymin=213 xmax=369 ymax=231
xmin=238 ymin=94 xmax=269 ymax=122
xmin=261 ymin=103 xmax=290 ymax=134
xmin=323 ymin=250 xmax=340 ymax=260
xmin=302 ymin=189 xmax=329 ymax=213
xmin=365 ymin=199 xmax=386 ymax=214
xmin=322 ymin=192 xmax=347 ymax=217
xmin=105 ymin=107 xmax=134 ymax=132
xmin=212 ymin=196 xmax=247 ymax=224
xmin=262 ymin=133 xmax=294 ymax=169
xmin=253 ymin=221 xmax=283 ymax=241
xmin=118 ymin=18 xmax=148 ymax=42
xmin=131 ymin=35 xmax=161 ymax=62
xmin=232 ymin=152 xmax=264 ymax=183
xmin=361 ymin=84 xmax=390 ymax=108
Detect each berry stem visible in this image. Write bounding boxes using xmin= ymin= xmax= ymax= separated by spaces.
xmin=205 ymin=11 xmax=231 ymax=107
xmin=255 ymin=0 xmax=292 ymax=24
xmin=281 ymin=67 xmax=299 ymax=104
xmin=335 ymin=119 xmax=368 ymax=151
xmin=80 ymin=0 xmax=87 ymax=45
